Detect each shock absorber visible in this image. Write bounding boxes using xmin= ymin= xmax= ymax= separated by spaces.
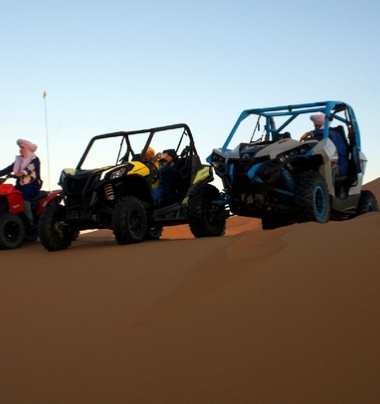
xmin=104 ymin=184 xmax=115 ymax=201
xmin=281 ymin=169 xmax=295 ymax=192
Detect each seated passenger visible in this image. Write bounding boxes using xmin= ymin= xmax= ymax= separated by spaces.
xmin=300 ymin=114 xmax=348 ymax=176
xmin=142 ymin=147 xmax=161 ymax=205
xmin=142 ymin=147 xmax=181 ymax=207
xmin=157 ymin=149 xmax=181 ymax=203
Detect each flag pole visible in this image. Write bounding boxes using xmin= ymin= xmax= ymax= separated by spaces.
xmin=42 ymin=90 xmax=51 ymax=189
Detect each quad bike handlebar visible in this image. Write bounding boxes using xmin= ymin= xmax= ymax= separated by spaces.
xmin=0 ymin=174 xmax=16 ymax=184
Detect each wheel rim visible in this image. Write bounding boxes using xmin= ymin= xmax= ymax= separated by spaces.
xmin=313 ymin=186 xmax=326 ymax=217
xmin=4 ymin=221 xmax=22 ymax=243
xmin=54 ymin=220 xmax=67 ymax=240
xmin=205 ymin=194 xmax=224 ymax=225
xmin=129 ymin=210 xmax=143 ymax=237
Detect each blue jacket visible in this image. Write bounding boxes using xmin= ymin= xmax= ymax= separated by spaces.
xmin=312 ymin=129 xmax=349 ymax=176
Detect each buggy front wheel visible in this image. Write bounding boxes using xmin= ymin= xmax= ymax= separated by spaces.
xmin=113 ymin=196 xmax=147 ymax=245
xmin=187 ymin=184 xmax=226 ymax=238
xmin=294 ymin=170 xmax=330 ymax=224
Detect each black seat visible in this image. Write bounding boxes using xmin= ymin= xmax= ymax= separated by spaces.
xmin=332 ymin=125 xmax=362 ymax=184
xmin=331 ymin=125 xmax=363 ymax=197
xmin=30 ymin=190 xmax=48 ymax=201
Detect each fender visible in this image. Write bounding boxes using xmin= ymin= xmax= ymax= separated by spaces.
xmin=193 ymin=166 xmax=212 ymax=185
xmin=36 ymin=189 xmax=62 ymax=216
xmin=0 ymin=184 xmax=24 ymax=213
xmin=99 ymin=162 xmax=151 ymax=180
xmin=127 ymin=161 xmax=150 ymax=177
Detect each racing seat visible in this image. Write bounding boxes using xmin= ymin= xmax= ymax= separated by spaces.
xmin=331 ymin=125 xmax=361 ymax=196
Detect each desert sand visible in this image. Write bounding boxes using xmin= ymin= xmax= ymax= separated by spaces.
xmin=1 ymin=179 xmax=380 ymax=403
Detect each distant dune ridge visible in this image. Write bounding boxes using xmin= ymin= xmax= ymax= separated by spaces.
xmin=1 ymin=178 xmax=380 ymax=403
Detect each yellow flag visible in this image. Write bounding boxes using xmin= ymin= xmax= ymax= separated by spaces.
xmin=43 ymin=91 xmax=47 ymax=98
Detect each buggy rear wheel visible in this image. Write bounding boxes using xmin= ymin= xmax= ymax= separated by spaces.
xmin=294 ymin=170 xmax=330 ymax=224
xmin=356 ymin=190 xmax=379 ymax=215
xmin=38 ymin=204 xmax=74 ymax=251
xmin=113 ymin=196 xmax=147 ymax=245
xmin=187 ymin=184 xmax=226 ymax=238
xmin=145 ymin=225 xmax=163 ymax=240
xmin=0 ymin=212 xmax=25 ymax=249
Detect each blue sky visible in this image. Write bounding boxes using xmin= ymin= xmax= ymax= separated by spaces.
xmin=1 ymin=0 xmax=380 ymax=189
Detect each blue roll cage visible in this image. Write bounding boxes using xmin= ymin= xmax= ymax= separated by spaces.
xmin=222 ymin=101 xmax=361 ymax=150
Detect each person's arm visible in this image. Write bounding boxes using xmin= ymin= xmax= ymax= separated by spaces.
xmin=0 ymin=163 xmax=14 ymax=177
xmin=301 ymin=129 xmax=324 ymax=141
xmin=300 ymin=131 xmax=313 ymax=141
xmin=157 ymin=152 xmax=173 ymax=163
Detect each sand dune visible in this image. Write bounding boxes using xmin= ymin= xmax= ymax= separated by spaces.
xmin=1 ymin=179 xmax=380 ymax=403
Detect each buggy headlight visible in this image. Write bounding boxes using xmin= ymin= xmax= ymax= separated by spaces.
xmin=276 ymin=144 xmax=311 ymax=162
xmin=211 ymin=153 xmax=226 ymax=165
xmin=110 ymin=167 xmax=127 ymax=179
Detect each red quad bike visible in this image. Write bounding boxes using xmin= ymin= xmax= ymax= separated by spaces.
xmin=0 ymin=175 xmax=62 ymax=249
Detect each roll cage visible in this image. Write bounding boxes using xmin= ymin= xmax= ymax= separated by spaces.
xmin=222 ymin=101 xmax=361 ymax=151
xmin=76 ymin=123 xmax=197 ymax=171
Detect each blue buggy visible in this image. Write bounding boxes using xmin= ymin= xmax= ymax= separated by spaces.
xmin=208 ymin=101 xmax=378 ymax=229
